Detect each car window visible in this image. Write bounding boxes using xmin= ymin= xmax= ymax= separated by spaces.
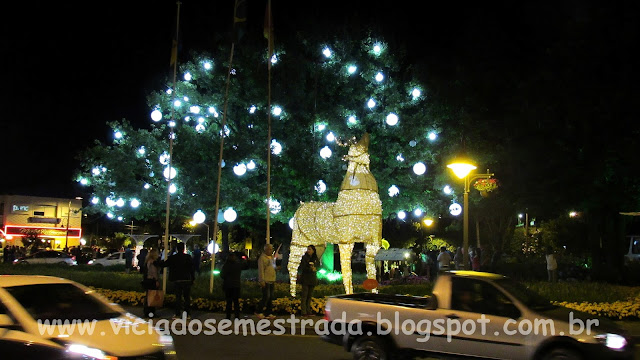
xmin=6 ymin=283 xmax=121 ymax=322
xmin=43 ymin=252 xmax=58 ymax=258
xmin=33 ymin=252 xmax=44 ymax=258
xmin=107 ymin=253 xmax=120 ymax=260
xmin=451 ymin=278 xmax=521 ymax=318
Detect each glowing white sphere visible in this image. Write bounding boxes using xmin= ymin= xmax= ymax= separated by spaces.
xmin=223 ymin=208 xmax=237 ymax=222
xmin=91 ymin=197 xmax=99 ymax=204
xmin=272 ymin=106 xmax=282 ymax=116
xmin=204 ymin=62 xmax=212 ymax=70
xmin=317 ymin=124 xmax=326 ymax=131
xmin=398 ymin=211 xmax=406 ymax=220
xmin=367 ymin=98 xmax=376 ymax=109
xmin=412 ymin=88 xmax=421 ymax=99
xmin=233 ymin=163 xmax=247 ymax=176
xmin=196 ymin=124 xmax=205 ymax=133
xmin=138 ymin=146 xmax=146 ymax=155
xmin=114 ymin=131 xmax=122 ymax=139
xmin=184 ymin=72 xmax=192 ymax=81
xmin=396 ymin=154 xmax=405 ymax=162
xmin=168 ymin=121 xmax=176 ymax=127
xmin=130 ymin=199 xmax=140 ymax=208
xmin=79 ymin=178 xmax=88 ymax=185
xmin=348 ymin=116 xmax=357 ymax=124
xmin=193 ymin=210 xmax=206 ymax=224
xmin=107 ymin=213 xmax=114 ymax=219
xmin=159 ymin=153 xmax=170 ymax=165
xmin=409 ymin=140 xmax=417 ymax=147
xmin=106 ymin=198 xmax=116 ymax=207
xmin=207 ymin=242 xmax=219 ymax=254
xmin=414 ymin=209 xmax=423 ymax=216
xmin=388 ymin=185 xmax=400 ymax=197
xmin=444 ymin=185 xmax=453 ymax=194
xmin=347 ymin=65 xmax=357 ymax=74
xmin=221 ymin=160 xmax=226 ymax=168
xmin=92 ymin=167 xmax=101 ymax=176
xmin=117 ymin=216 xmax=123 ymax=221
xmin=428 ymin=132 xmax=437 ymax=141
xmin=102 ymin=167 xmax=107 ymax=172
xmin=320 ymin=146 xmax=332 ymax=159
xmin=326 ymin=132 xmax=335 ymax=142
xmin=197 ymin=117 xmax=205 ymax=123
xmin=80 ymin=238 xmax=86 ymax=246
xmin=116 ymin=198 xmax=125 ymax=207
xmin=375 ymin=72 xmax=384 ymax=82
xmin=247 ymin=160 xmax=256 ymax=170
xmin=322 ymin=47 xmax=332 ymax=58
xmin=450 ymin=203 xmax=462 ymax=216
xmin=271 ymin=140 xmax=282 ymax=155
xmin=289 ymin=218 xmax=295 ymax=229
xmin=151 ymin=110 xmax=162 ymax=121
xmin=144 ymin=183 xmax=151 ymax=189
xmin=315 ymin=180 xmax=327 ymax=194
xmin=269 ymin=198 xmax=281 ymax=214
xmin=166 ymin=89 xmax=172 ymax=95
xmin=169 ymin=184 xmax=177 ymax=194
xmin=183 ymin=96 xmax=189 ymax=101
xmin=221 ymin=125 xmax=230 ymax=136
xmin=386 ymin=113 xmax=399 ymax=126
xmin=164 ymin=166 xmax=177 ymax=180
xmin=190 ymin=106 xmax=201 ymax=114
xmin=373 ymin=44 xmax=382 ymax=54
xmin=173 ymin=100 xmax=182 ymax=107
xmin=413 ymin=162 xmax=426 ymax=175
xmin=249 ymin=105 xmax=257 ymax=114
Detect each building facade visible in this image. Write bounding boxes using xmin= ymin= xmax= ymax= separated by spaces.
xmin=0 ymin=195 xmax=82 ymax=250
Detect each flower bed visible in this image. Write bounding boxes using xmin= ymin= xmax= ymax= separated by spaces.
xmin=552 ymin=298 xmax=640 ymax=320
xmin=94 ymin=288 xmax=327 ymax=315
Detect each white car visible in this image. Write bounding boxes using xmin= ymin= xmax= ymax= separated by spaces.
xmin=89 ymin=251 xmax=127 ymax=267
xmin=0 ymin=275 xmax=177 ymax=359
xmin=13 ymin=250 xmax=77 ymax=266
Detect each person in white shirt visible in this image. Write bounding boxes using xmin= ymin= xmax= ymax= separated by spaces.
xmin=257 ymin=244 xmax=277 ymax=318
xmin=437 ymin=246 xmax=452 ymax=272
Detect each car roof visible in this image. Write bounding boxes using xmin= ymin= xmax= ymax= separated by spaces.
xmin=447 ymin=270 xmax=506 ymax=280
xmin=0 ymin=275 xmax=73 ymax=287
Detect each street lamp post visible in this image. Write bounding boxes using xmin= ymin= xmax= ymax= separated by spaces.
xmin=447 ymin=162 xmax=493 ymax=270
xmin=65 ymin=197 xmax=83 ymax=250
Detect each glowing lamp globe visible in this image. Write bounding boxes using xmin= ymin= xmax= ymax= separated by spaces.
xmin=326 ymin=132 xmax=335 ymax=142
xmin=398 ymin=211 xmax=407 ymax=220
xmin=271 ymin=140 xmax=282 ymax=155
xmin=347 ymin=65 xmax=357 ymax=74
xmin=412 ymin=88 xmax=421 ymax=99
xmin=315 ymin=180 xmax=327 ymax=194
xmin=413 ymin=162 xmax=426 ymax=175
xmin=92 ymin=167 xmax=101 ymax=176
xmin=375 ymin=72 xmax=384 ymax=82
xmin=223 ymin=208 xmax=237 ymax=222
xmin=184 ymin=72 xmax=192 ymax=81
xmin=348 ymin=116 xmax=357 ymax=124
xmin=114 ymin=131 xmax=122 ymax=139
xmin=164 ymin=166 xmax=177 ymax=180
xmin=367 ymin=98 xmax=376 ymax=109
xmin=423 ymin=218 xmax=434 ymax=226
xmin=443 ymin=185 xmax=453 ymax=195
xmin=247 ymin=160 xmax=256 ymax=170
xmin=289 ymin=217 xmax=295 ymax=229
xmin=373 ymin=44 xmax=382 ymax=55
xmin=116 ymin=198 xmax=125 ymax=207
xmin=80 ymin=238 xmax=86 ymax=246
xmin=169 ymin=184 xmax=177 ymax=193
xmin=388 ymin=185 xmax=399 ymax=197
xmin=414 ymin=209 xmax=423 ymax=217
xmin=203 ymin=62 xmax=212 ymax=70
xmin=208 ymin=242 xmax=219 ymax=254
xmin=91 ymin=197 xmax=99 ymax=204
xmin=320 ymin=146 xmax=332 ymax=159
xmin=447 ymin=162 xmax=477 ymax=179
xmin=428 ymin=132 xmax=437 ymax=141
xmin=233 ymin=163 xmax=247 ymax=176
xmin=449 ymin=203 xmax=462 ymax=216
xmin=130 ymin=199 xmax=140 ymax=208
xmin=151 ymin=110 xmax=162 ymax=121
xmin=386 ymin=113 xmax=399 ymax=126
xmin=322 ymin=47 xmax=332 ymax=58
xmin=193 ymin=210 xmax=206 ymax=224
xmin=272 ymin=106 xmax=282 ymax=116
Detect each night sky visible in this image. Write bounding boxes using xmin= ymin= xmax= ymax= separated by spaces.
xmin=4 ymin=1 xmax=636 ymax=199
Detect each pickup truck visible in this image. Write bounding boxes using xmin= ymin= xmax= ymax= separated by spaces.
xmin=322 ymin=271 xmax=634 ymax=360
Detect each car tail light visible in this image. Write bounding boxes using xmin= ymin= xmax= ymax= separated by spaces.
xmin=242 ymin=256 xmax=247 ymax=259
xmin=72 ymin=256 xmax=76 ymax=261
xmin=323 ymin=307 xmax=331 ymax=321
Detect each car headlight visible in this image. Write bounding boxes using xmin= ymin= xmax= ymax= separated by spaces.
xmin=67 ymin=344 xmax=117 ymax=359
xmin=595 ymin=333 xmax=627 ymax=350
xmin=88 ymin=260 xmax=94 ymax=264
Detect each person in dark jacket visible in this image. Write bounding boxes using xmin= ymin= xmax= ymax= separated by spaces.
xmin=221 ymin=252 xmax=243 ymax=320
xmin=162 ymin=242 xmax=195 ymax=318
xmin=300 ymin=245 xmax=320 ymax=316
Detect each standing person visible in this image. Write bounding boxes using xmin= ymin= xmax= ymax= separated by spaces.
xmin=221 ymin=252 xmax=243 ymax=320
xmin=192 ymin=244 xmax=202 ymax=275
xmin=162 ymin=242 xmax=195 ymax=319
xmin=546 ymin=247 xmax=558 ymax=283
xmin=471 ymin=250 xmax=481 ymax=271
xmin=300 ymin=245 xmax=319 ymax=316
xmin=454 ymin=247 xmax=463 ymax=270
xmin=257 ymin=244 xmax=277 ymax=319
xmin=124 ymin=244 xmax=133 ymax=273
xmin=137 ymin=247 xmax=148 ymax=274
xmin=437 ymin=246 xmax=451 ymax=272
xmin=142 ymin=249 xmax=161 ymax=318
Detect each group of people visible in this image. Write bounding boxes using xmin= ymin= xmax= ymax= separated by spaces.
xmin=1 ymin=245 xmax=26 ymax=263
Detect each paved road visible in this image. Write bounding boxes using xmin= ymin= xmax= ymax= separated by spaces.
xmin=122 ymin=306 xmax=639 ymax=360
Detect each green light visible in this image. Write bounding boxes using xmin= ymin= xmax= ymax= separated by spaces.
xmin=213 ymin=270 xmax=220 ymax=275
xmin=318 ymin=269 xmax=327 ymax=275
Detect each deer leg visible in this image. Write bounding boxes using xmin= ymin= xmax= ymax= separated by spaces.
xmin=339 ymin=243 xmax=355 ymax=294
xmin=287 ymin=243 xmax=306 ymax=297
xmin=366 ymin=242 xmax=381 ymax=293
